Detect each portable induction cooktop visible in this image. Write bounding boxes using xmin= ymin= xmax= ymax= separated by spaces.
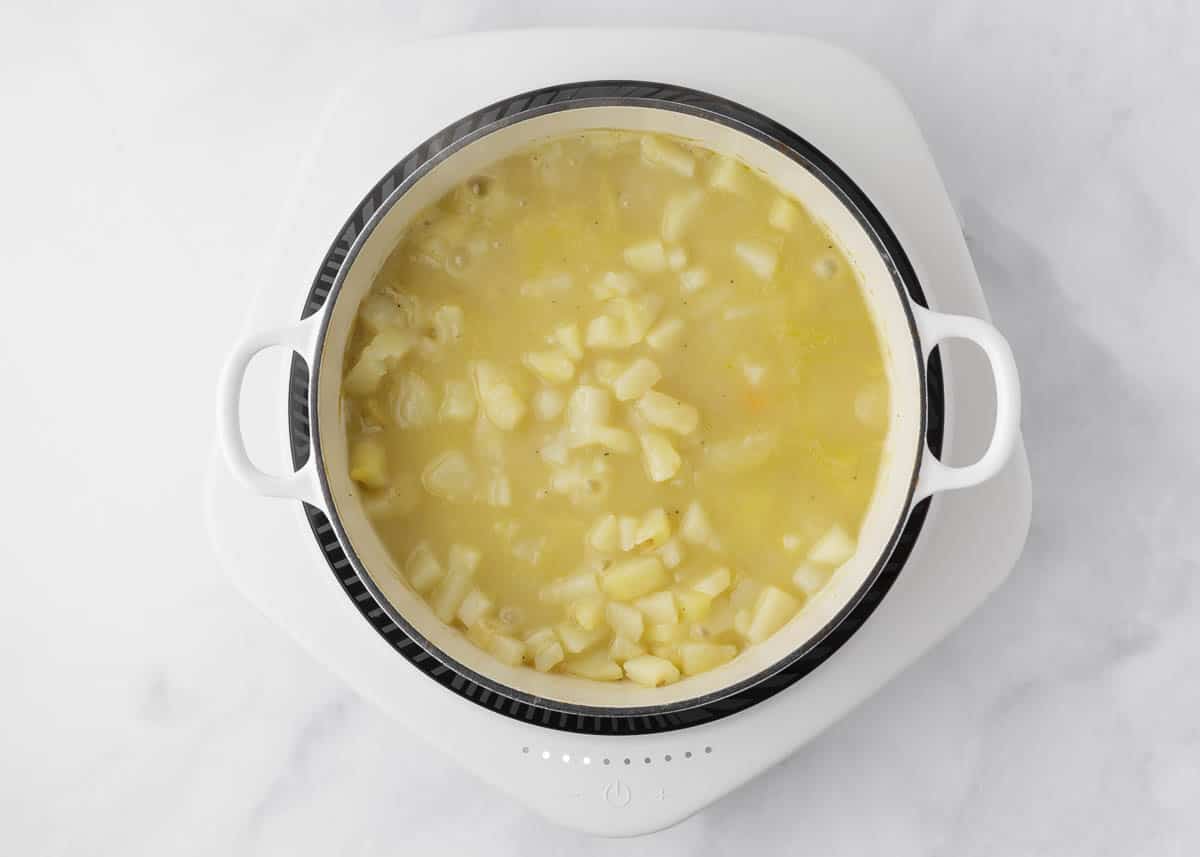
xmin=204 ymin=29 xmax=1032 ymax=836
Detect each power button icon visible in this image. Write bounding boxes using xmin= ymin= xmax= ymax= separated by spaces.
xmin=603 ymin=779 xmax=632 ymax=808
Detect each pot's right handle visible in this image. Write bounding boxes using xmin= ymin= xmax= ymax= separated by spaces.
xmin=217 ymin=317 xmax=322 ymax=504
xmin=912 ymin=305 xmax=1021 ymax=501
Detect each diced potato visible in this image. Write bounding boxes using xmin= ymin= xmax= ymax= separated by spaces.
xmin=563 ymin=651 xmax=624 ymax=681
xmin=439 ymin=379 xmax=476 ymax=422
xmin=679 ymin=267 xmax=709 ymax=293
xmin=637 ymin=390 xmax=699 ymax=435
xmin=661 ymin=188 xmax=704 ymax=242
xmin=809 ymin=524 xmax=856 ymax=565
xmin=349 ymin=436 xmax=388 ymax=488
xmin=691 ymin=566 xmax=732 ymax=598
xmin=532 ymin=388 xmax=565 ymax=421
xmin=646 ymin=317 xmax=685 ymax=351
xmin=538 ymin=433 xmax=568 ymax=465
xmin=594 ymin=359 xmax=623 ymax=388
xmin=394 ymin=371 xmax=435 ymax=428
xmin=610 ymin=636 xmax=646 ymax=663
xmin=533 ymin=640 xmax=565 ymax=672
xmin=568 ymin=595 xmax=607 ymax=631
xmin=792 ymin=562 xmax=829 ymax=596
xmin=782 ymin=534 xmax=803 ymax=552
xmin=733 ymin=608 xmax=752 ymax=638
xmin=679 ymin=642 xmax=737 ymax=675
xmin=730 ymin=578 xmax=763 ymax=610
xmin=641 ymin=135 xmax=696 ymax=177
xmin=658 ymin=538 xmax=684 ymax=570
xmin=554 ymin=322 xmax=584 ymax=360
xmin=588 ymin=514 xmax=621 ymax=553
xmin=486 ymin=633 xmax=525 ymax=666
xmin=520 ymin=272 xmax=573 ymax=297
xmin=768 ymin=197 xmax=799 ymax=231
xmin=650 ymin=644 xmax=684 ymax=668
xmin=618 ymin=294 xmax=663 ymax=342
xmin=522 ymin=349 xmax=576 ymax=384
xmin=591 ymin=271 xmax=639 ymax=300
xmin=634 ymin=507 xmax=671 ymax=552
xmin=680 ymin=501 xmax=715 ymax=546
xmin=645 ymin=622 xmax=683 ymax=644
xmin=565 ymin=385 xmax=612 ymax=429
xmin=676 ymin=590 xmax=713 ymax=623
xmin=618 ymin=515 xmax=640 ymax=552
xmin=569 ymin=425 xmax=636 ymax=454
xmin=472 ymin=361 xmax=526 ymax=430
xmin=623 ymin=239 xmax=668 ymax=273
xmin=473 ymin=414 xmax=506 ymax=466
xmin=698 ymin=598 xmax=737 ymax=638
xmin=540 ymin=571 xmax=600 ymax=604
xmin=405 ymin=541 xmax=444 ymax=593
xmin=432 ymin=547 xmax=480 ymax=622
xmin=705 ymin=430 xmax=777 ymax=474
xmin=613 ymin=358 xmax=662 ymax=401
xmin=812 ymin=256 xmax=838 ymax=280
xmin=586 ymin=315 xmax=627 ymax=349
xmin=623 ymin=654 xmax=680 ymax=687
xmin=512 ymin=536 xmax=545 ymax=565
xmin=605 ymin=601 xmax=645 ymax=641
xmin=549 ymin=457 xmax=610 ymax=504
xmin=456 ymin=587 xmax=493 ymax=627
xmin=523 ymin=626 xmax=557 ymax=654
xmin=486 ymin=473 xmax=511 ymax=508
xmin=358 ymin=293 xmax=407 ymax=334
xmin=734 ymin=241 xmax=779 ymax=280
xmin=708 ymin=155 xmax=747 ymax=193
xmin=556 ymin=621 xmax=606 ymax=654
xmin=667 ymin=247 xmax=688 ymax=271
xmin=634 ymin=590 xmax=678 ymax=624
xmin=744 ymin=585 xmax=800 ymax=643
xmin=639 ymin=431 xmax=681 ymax=482
xmin=432 ymin=304 xmax=464 ymax=344
xmin=601 ymin=557 xmax=669 ymax=601
xmin=344 ymin=329 xmax=419 ymax=396
xmin=421 ymin=450 xmax=475 ymax=501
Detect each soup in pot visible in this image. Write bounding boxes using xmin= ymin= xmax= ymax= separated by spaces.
xmin=340 ymin=131 xmax=889 ymax=687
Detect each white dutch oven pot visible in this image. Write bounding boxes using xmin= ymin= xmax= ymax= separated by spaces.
xmin=217 ymin=83 xmax=1020 ymax=727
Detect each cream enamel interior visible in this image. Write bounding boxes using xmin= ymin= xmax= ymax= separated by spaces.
xmin=316 ymin=105 xmax=923 ymax=709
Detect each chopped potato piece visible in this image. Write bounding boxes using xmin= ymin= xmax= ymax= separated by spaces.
xmin=533 ymin=640 xmax=565 ymax=672
xmin=679 ymin=267 xmax=709 ymax=293
xmin=567 ymin=595 xmax=607 ymax=631
xmin=646 ymin=317 xmax=685 ymax=351
xmin=809 ymin=525 xmax=856 ymax=565
xmin=613 ymin=357 xmax=662 ymax=401
xmin=432 ymin=545 xmax=480 ymax=622
xmin=532 ymin=387 xmax=565 ymax=421
xmin=634 ymin=507 xmax=671 ymax=552
xmin=698 ymin=598 xmax=737 ymax=638
xmin=636 ymin=390 xmax=699 ymax=435
xmin=708 ymin=155 xmax=748 ymax=193
xmin=744 ymin=585 xmax=799 ymax=644
xmin=394 ymin=371 xmax=435 ymax=428
xmin=486 ymin=633 xmax=526 ymax=666
xmin=358 ymin=293 xmax=407 ymax=333
xmin=588 ymin=514 xmax=620 ymax=552
xmin=610 ymin=636 xmax=646 ymax=663
xmin=601 ymin=557 xmax=669 ymax=601
xmin=734 ymin=241 xmax=779 ymax=280
xmin=705 ymin=430 xmax=777 ymax=474
xmin=680 ymin=501 xmax=715 ymax=547
xmin=792 ymin=562 xmax=829 ymax=596
xmin=680 ymin=642 xmax=737 ymax=675
xmin=456 ymin=587 xmax=493 ymax=627
xmin=667 ymin=247 xmax=688 ymax=271
xmin=405 ymin=541 xmax=444 ymax=593
xmin=624 ymin=654 xmax=680 ymax=687
xmin=730 ymin=577 xmax=763 ymax=610
xmin=439 ymin=379 xmax=476 ymax=422
xmin=646 ymin=622 xmax=683 ymax=644
xmin=563 ymin=651 xmax=624 ymax=681
xmin=524 ymin=626 xmax=557 ymax=653
xmin=344 ymin=328 xmax=418 ymax=396
xmin=692 ymin=566 xmax=732 ymax=598
xmin=661 ymin=188 xmax=704 ymax=242
xmin=591 ymin=271 xmax=639 ymax=300
xmin=486 ymin=473 xmax=511 ymax=508
xmin=634 ymin=590 xmax=678 ymax=624
xmin=639 ymin=431 xmax=681 ymax=482
xmin=813 ymin=256 xmax=838 ymax=280
xmin=782 ymin=534 xmax=803 ymax=552
xmin=623 ymin=239 xmax=668 ymax=273
xmin=618 ymin=515 xmax=640 ymax=552
xmin=594 ymin=359 xmax=623 ymax=388
xmin=472 ymin=361 xmax=526 ymax=430
xmin=556 ymin=621 xmax=606 ymax=655
xmin=641 ymin=135 xmax=696 ymax=177
xmin=605 ymin=601 xmax=645 ymax=641
xmin=421 ymin=450 xmax=475 ymax=501
xmin=565 ymin=384 xmax=612 ymax=428
xmin=554 ymin=322 xmax=584 ymax=360
xmin=768 ymin=197 xmax=799 ymax=231
xmin=349 ymin=436 xmax=388 ymax=488
xmin=522 ymin=349 xmax=576 ymax=385
xmin=658 ymin=538 xmax=684 ymax=569
xmin=432 ymin=304 xmax=465 ymax=344
xmin=540 ymin=571 xmax=600 ymax=604
xmin=676 ymin=590 xmax=713 ymax=623
xmin=569 ymin=425 xmax=636 ymax=454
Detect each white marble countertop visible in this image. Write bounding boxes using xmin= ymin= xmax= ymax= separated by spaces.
xmin=3 ymin=3 xmax=1198 ymax=855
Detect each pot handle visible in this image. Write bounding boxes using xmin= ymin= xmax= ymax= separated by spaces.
xmin=217 ymin=317 xmax=322 ymax=503
xmin=912 ymin=305 xmax=1021 ymax=501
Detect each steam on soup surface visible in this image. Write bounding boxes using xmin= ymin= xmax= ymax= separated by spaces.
xmin=341 ymin=131 xmax=889 ymax=687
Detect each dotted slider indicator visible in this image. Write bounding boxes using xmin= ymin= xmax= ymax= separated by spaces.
xmin=522 ymin=745 xmax=713 ymax=765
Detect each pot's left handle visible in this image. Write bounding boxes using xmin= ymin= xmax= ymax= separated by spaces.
xmin=217 ymin=317 xmax=322 ymax=503
xmin=912 ymin=304 xmax=1021 ymax=501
